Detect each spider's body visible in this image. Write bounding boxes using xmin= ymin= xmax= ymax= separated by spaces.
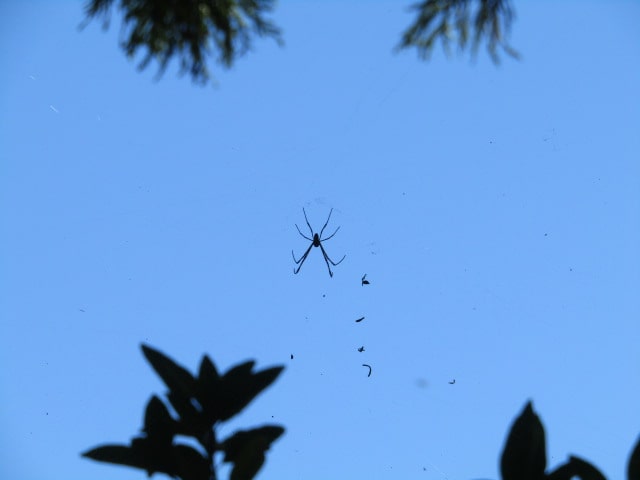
xmin=292 ymin=208 xmax=345 ymax=277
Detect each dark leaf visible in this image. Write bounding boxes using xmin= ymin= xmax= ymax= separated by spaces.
xmin=547 ymin=455 xmax=606 ymax=480
xmin=198 ymin=361 xmax=250 ymax=425
xmin=142 ymin=345 xmax=204 ymax=437
xmin=500 ymin=401 xmax=546 ymax=480
xmin=82 ymin=0 xmax=282 ymax=84
xmin=129 ymin=437 xmax=174 ymax=475
xmin=166 ymin=390 xmax=202 ymax=434
xmin=172 ymin=444 xmax=211 ymax=480
xmin=82 ymin=439 xmax=209 ymax=480
xmin=195 ymin=355 xmax=221 ymax=424
xmin=82 ymin=438 xmax=171 ymax=476
xmin=222 ymin=426 xmax=285 ymax=480
xmin=629 ymin=436 xmax=640 ymax=480
xmin=397 ymin=0 xmax=519 ymax=64
xmin=200 ymin=361 xmax=283 ymax=423
xmin=222 ymin=365 xmax=284 ymax=422
xmin=82 ymin=444 xmax=144 ymax=469
xmin=199 ymin=355 xmax=220 ymax=384
xmin=143 ymin=395 xmax=176 ymax=444
xmin=141 ymin=344 xmax=196 ymax=402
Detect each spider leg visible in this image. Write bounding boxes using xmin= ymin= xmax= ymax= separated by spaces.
xmin=320 ymin=244 xmax=345 ymax=277
xmin=292 ymin=243 xmax=313 ymax=264
xmin=321 ymin=250 xmax=334 ymax=277
xmin=295 ymin=223 xmax=313 ymax=241
xmin=320 ymin=244 xmax=345 ymax=266
xmin=292 ymin=243 xmax=313 ymax=274
xmin=302 ymin=208 xmax=314 ymax=237
xmin=318 ymin=208 xmax=334 ymax=237
xmin=320 ymin=226 xmax=340 ymax=242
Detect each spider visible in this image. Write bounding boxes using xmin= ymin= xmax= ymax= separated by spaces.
xmin=292 ymin=208 xmax=345 ymax=277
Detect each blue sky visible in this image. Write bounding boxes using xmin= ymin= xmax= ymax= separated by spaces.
xmin=1 ymin=1 xmax=639 ymax=479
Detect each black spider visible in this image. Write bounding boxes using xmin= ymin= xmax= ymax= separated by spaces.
xmin=292 ymin=208 xmax=345 ymax=277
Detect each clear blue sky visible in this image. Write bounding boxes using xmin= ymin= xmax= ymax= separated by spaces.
xmin=1 ymin=1 xmax=639 ymax=479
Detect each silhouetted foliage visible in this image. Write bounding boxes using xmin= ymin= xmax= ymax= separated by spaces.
xmin=81 ymin=0 xmax=518 ymax=85
xmin=80 ymin=346 xmax=639 ymax=479
xmin=82 ymin=344 xmax=284 ymax=480
xmin=630 ymin=437 xmax=640 ymax=480
xmin=546 ymin=456 xmax=607 ymax=480
xmin=396 ymin=0 xmax=520 ymax=62
xmin=499 ymin=401 xmax=640 ymax=480
xmin=501 ymin=401 xmax=546 ymax=480
xmin=221 ymin=426 xmax=285 ymax=480
xmin=81 ymin=0 xmax=282 ymax=84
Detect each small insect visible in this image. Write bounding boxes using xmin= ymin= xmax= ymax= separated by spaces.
xmin=355 ymin=316 xmax=365 ymax=323
xmin=357 ymin=346 xmax=365 ymax=352
xmin=361 ymin=274 xmax=370 ymax=286
xmin=292 ymin=208 xmax=345 ymax=277
xmin=362 ymin=364 xmax=372 ymax=377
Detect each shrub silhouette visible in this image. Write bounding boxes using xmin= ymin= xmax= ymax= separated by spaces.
xmin=82 ymin=344 xmax=284 ymax=480
xmin=82 ymin=345 xmax=640 ymax=480
xmin=500 ymin=401 xmax=640 ymax=480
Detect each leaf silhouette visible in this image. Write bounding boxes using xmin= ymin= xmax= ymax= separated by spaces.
xmin=500 ymin=401 xmax=546 ymax=480
xmin=84 ymin=345 xmax=284 ymax=480
xmin=141 ymin=344 xmax=196 ymax=399
xmin=82 ymin=444 xmax=147 ymax=470
xmin=546 ymin=455 xmax=606 ymax=480
xmin=141 ymin=344 xmax=201 ymax=432
xmin=82 ymin=439 xmax=172 ymax=477
xmin=223 ymin=364 xmax=284 ymax=421
xmin=82 ymin=439 xmax=209 ymax=480
xmin=170 ymin=444 xmax=211 ymax=480
xmin=212 ymin=361 xmax=257 ymax=421
xmin=629 ymin=436 xmax=640 ymax=480
xmin=199 ymin=361 xmax=284 ymax=423
xmin=195 ymin=354 xmax=222 ymax=425
xmin=166 ymin=390 xmax=202 ymax=436
xmin=143 ymin=395 xmax=176 ymax=445
xmin=199 ymin=355 xmax=220 ymax=385
xmin=222 ymin=426 xmax=285 ymax=480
